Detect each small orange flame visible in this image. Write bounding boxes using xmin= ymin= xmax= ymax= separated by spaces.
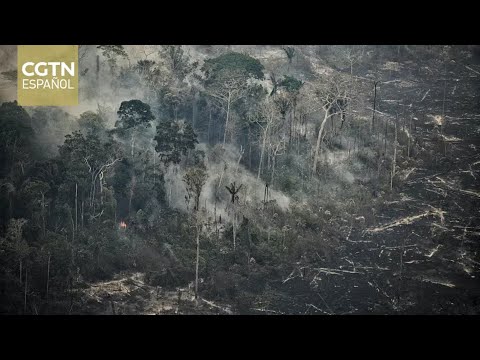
xmin=119 ymin=221 xmax=127 ymax=229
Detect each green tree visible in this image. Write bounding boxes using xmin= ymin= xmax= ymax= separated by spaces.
xmin=202 ymin=52 xmax=265 ymax=84
xmin=282 ymin=46 xmax=296 ymax=72
xmin=202 ymin=52 xmax=265 ymax=145
xmin=58 ymin=131 xmax=122 ymax=220
xmin=0 ymin=101 xmax=34 ymax=177
xmin=160 ymin=45 xmax=198 ymax=82
xmin=97 ymin=45 xmax=128 ymax=74
xmin=1 ymin=218 xmax=30 ymax=285
xmin=279 ymin=76 xmax=303 ymax=93
xmin=183 ymin=165 xmax=208 ymax=300
xmin=78 ymin=111 xmax=106 ymax=136
xmin=115 ymin=100 xmax=155 ymax=157
xmin=278 ymin=76 xmax=304 ymax=145
xmin=19 ymin=180 xmax=50 ymax=236
xmin=183 ymin=166 xmax=207 ymax=213
xmin=154 ymin=119 xmax=198 ymax=166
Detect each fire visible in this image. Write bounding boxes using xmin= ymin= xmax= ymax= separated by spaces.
xmin=433 ymin=115 xmax=444 ymax=126
xmin=119 ymin=221 xmax=127 ymax=229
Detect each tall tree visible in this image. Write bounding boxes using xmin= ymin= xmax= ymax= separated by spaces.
xmin=279 ymin=76 xmax=303 ymax=146
xmin=160 ymin=45 xmax=198 ymax=83
xmin=97 ymin=45 xmax=128 ymax=75
xmin=252 ymin=100 xmax=280 ymax=180
xmin=202 ymin=52 xmax=265 ymax=145
xmin=0 ymin=101 xmax=34 ymax=178
xmin=282 ymin=46 xmax=296 ymax=72
xmin=310 ymin=74 xmax=350 ymax=175
xmin=154 ymin=119 xmax=198 ymax=166
xmin=58 ymin=131 xmax=122 ymax=219
xmin=78 ymin=111 xmax=106 ymax=136
xmin=183 ymin=165 xmax=207 ymax=300
xmin=115 ymin=100 xmax=155 ymax=157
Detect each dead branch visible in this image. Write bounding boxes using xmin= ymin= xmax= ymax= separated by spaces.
xmin=314 ymin=267 xmax=364 ymax=275
xmin=305 ymin=303 xmax=332 ymax=315
xmin=252 ymin=308 xmax=284 ymax=315
xmin=201 ymin=298 xmax=233 ymax=314
xmin=365 ymin=208 xmax=445 ymax=234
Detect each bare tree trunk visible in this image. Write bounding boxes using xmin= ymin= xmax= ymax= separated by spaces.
xmin=131 ymin=133 xmax=135 ymax=157
xmin=176 ymin=289 xmax=182 ymax=313
xmin=400 ymin=237 xmax=404 ymax=280
xmin=100 ymin=172 xmax=105 ymax=205
xmin=377 ymin=154 xmax=382 ymax=180
xmin=233 ymin=210 xmax=237 ymax=251
xmin=257 ymin=124 xmax=269 ymax=180
xmin=291 ymin=106 xmax=296 ymax=149
xmin=288 ymin=111 xmax=293 ymax=146
xmin=11 ymin=137 xmax=17 ymax=174
xmin=41 ymin=192 xmax=46 ymax=237
xmin=214 ymin=194 xmax=218 ymax=240
xmin=312 ymin=107 xmax=331 ymax=175
xmin=263 ymin=183 xmax=269 ymax=209
xmin=46 ymin=253 xmax=51 ymax=304
xmin=128 ymin=175 xmax=137 ymax=215
xmin=235 ymin=146 xmax=244 ymax=176
xmin=195 ymin=223 xmax=200 ymax=300
xmin=407 ymin=117 xmax=412 ymax=157
xmin=391 ymin=122 xmax=397 ymax=190
xmin=111 ymin=300 xmax=116 ymax=315
xmin=75 ymin=183 xmax=78 ymax=232
xmin=330 ymin=114 xmax=335 ymax=137
xmin=8 ymin=194 xmax=13 ymax=219
xmin=372 ymin=81 xmax=378 ymax=132
xmin=223 ymin=92 xmax=231 ymax=145
xmin=71 ymin=211 xmax=75 ymax=266
xmin=248 ymin=126 xmax=252 ymax=170
xmin=398 ymin=236 xmax=406 ymax=304
xmin=442 ymin=61 xmax=447 ymax=118
xmin=384 ymin=119 xmax=388 ymax=154
xmin=24 ymin=268 xmax=28 ymax=314
xmin=207 ymin=107 xmax=212 ymax=144
xmin=91 ymin=174 xmax=96 ymax=213
xmin=217 ymin=166 xmax=226 ymax=191
xmin=270 ymin=155 xmax=276 ymax=185
xmin=192 ymin=91 xmax=198 ymax=131
xmin=96 ymin=55 xmax=100 ymax=81
xmin=267 ymin=148 xmax=271 ymax=171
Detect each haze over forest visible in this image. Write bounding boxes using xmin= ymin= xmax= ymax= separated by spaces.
xmin=0 ymin=45 xmax=479 ymax=314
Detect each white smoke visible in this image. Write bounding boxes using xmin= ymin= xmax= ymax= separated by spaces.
xmin=164 ymin=143 xmax=292 ymax=223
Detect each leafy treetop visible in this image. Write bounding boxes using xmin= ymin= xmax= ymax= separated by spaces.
xmin=202 ymin=52 xmax=265 ymax=85
xmin=116 ymin=100 xmax=155 ymax=131
xmin=154 ymin=119 xmax=198 ymax=165
xmin=280 ymin=76 xmax=304 ymax=93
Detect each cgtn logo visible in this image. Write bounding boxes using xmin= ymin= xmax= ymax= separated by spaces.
xmin=17 ymin=45 xmax=79 ymax=106
xmin=21 ymin=61 xmax=75 ymax=90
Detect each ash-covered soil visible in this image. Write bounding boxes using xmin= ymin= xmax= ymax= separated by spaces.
xmin=77 ymin=272 xmax=232 ymax=315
